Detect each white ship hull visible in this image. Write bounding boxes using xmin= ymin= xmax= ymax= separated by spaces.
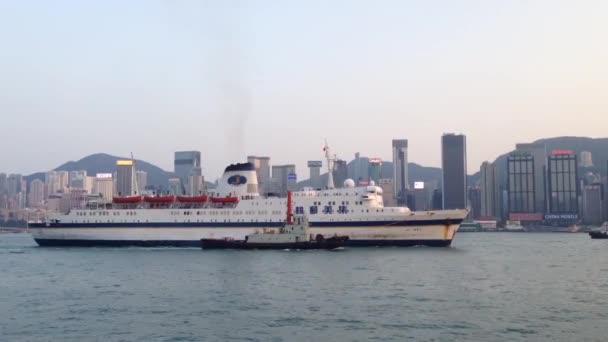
xmin=30 ymin=162 xmax=467 ymax=247
xmin=30 ymin=223 xmax=460 ymax=247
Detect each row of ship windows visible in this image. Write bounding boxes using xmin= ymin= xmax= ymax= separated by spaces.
xmin=168 ymin=211 xmax=283 ymax=216
xmin=76 ymin=212 xmax=137 ymax=217
xmin=311 ymin=201 xmax=364 ymax=206
xmin=75 ymin=206 xmax=383 ymax=218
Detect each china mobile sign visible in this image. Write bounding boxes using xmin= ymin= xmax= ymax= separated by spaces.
xmin=544 ymin=213 xmax=578 ymax=220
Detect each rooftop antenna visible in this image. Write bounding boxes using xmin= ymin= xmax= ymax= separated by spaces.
xmin=323 ymin=140 xmax=335 ymax=189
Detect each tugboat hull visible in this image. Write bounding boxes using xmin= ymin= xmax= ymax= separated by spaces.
xmin=589 ymin=231 xmax=608 ymax=239
xmin=201 ymin=236 xmax=348 ymax=250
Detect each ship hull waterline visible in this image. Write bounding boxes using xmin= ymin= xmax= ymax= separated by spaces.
xmin=29 ymin=222 xmax=461 ymax=248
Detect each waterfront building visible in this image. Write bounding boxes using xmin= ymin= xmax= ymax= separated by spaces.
xmin=432 ymin=189 xmax=443 ymax=210
xmin=547 ymin=150 xmax=578 ymax=215
xmin=28 ymin=179 xmax=45 ymax=208
xmin=515 ymin=143 xmax=547 ymax=213
xmin=407 ymin=185 xmax=431 ymax=211
xmin=479 ymin=161 xmax=498 ymax=218
xmin=507 ymin=153 xmax=536 ymax=213
xmin=582 ymin=184 xmax=603 ymax=225
xmin=307 ymin=161 xmax=322 ymax=189
xmin=441 ymin=133 xmax=467 ymax=209
xmin=116 ymin=160 xmax=136 ymax=196
xmin=468 ymin=186 xmax=482 ymax=219
xmin=247 ymin=156 xmax=271 ymax=194
xmin=392 ymin=139 xmax=409 ymax=201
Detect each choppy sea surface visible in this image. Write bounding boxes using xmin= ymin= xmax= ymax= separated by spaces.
xmin=2 ymin=232 xmax=608 ymax=342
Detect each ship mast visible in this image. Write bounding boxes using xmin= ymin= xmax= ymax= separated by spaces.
xmin=324 ymin=140 xmax=335 ymax=189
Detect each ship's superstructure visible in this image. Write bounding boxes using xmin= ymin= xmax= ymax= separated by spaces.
xmin=30 ymin=161 xmax=468 ymax=247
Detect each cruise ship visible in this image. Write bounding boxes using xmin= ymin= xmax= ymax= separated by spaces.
xmin=30 ymin=159 xmax=468 ymax=247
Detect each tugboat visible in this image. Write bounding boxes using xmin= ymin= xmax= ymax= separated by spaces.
xmin=589 ymin=222 xmax=608 ymax=239
xmin=200 ymin=192 xmax=349 ymax=250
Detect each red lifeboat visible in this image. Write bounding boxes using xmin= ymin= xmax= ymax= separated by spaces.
xmin=143 ymin=195 xmax=175 ymax=204
xmin=176 ymin=195 xmax=209 ymax=203
xmin=210 ymin=196 xmax=239 ymax=204
xmin=112 ymin=195 xmax=142 ymax=204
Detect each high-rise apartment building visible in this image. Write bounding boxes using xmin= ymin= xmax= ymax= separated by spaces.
xmin=479 ymin=161 xmax=498 ymax=218
xmin=307 ymin=161 xmax=322 ymax=189
xmin=392 ymin=139 xmax=409 ymax=201
xmin=441 ymin=134 xmax=467 ymax=209
xmin=93 ymin=174 xmax=113 ymax=203
xmin=116 ymin=160 xmax=136 ymax=196
xmin=28 ymin=179 xmax=45 ymax=208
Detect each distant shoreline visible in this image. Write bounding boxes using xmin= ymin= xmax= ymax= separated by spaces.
xmin=0 ymin=227 xmax=28 ymax=233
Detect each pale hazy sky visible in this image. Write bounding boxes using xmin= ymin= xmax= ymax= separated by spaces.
xmin=1 ymin=1 xmax=607 ymax=179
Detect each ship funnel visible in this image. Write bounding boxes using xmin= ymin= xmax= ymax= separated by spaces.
xmin=286 ymin=191 xmax=293 ymax=224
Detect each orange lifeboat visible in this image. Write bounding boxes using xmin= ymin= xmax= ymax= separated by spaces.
xmin=112 ymin=195 xmax=142 ymax=204
xmin=176 ymin=195 xmax=209 ymax=203
xmin=210 ymin=196 xmax=239 ymax=204
xmin=143 ymin=195 xmax=175 ymax=203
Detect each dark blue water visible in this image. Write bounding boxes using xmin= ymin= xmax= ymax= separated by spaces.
xmin=2 ymin=233 xmax=608 ymax=341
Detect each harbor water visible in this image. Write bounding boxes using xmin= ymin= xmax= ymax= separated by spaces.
xmin=1 ymin=232 xmax=608 ymax=341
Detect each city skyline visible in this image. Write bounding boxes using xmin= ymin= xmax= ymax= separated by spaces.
xmin=2 ymin=1 xmax=608 ymax=177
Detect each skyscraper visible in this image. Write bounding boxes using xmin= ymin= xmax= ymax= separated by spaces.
xmin=174 ymin=151 xmax=202 ymax=193
xmin=392 ymin=139 xmax=408 ymax=201
xmin=271 ymin=164 xmax=297 ymax=196
xmin=515 ymin=143 xmax=547 ymax=213
xmin=468 ymin=186 xmax=482 ymax=219
xmin=479 ymin=161 xmax=498 ymax=218
xmin=547 ymin=151 xmax=578 ymax=214
xmin=116 ymin=160 xmax=136 ymax=196
xmin=307 ymin=161 xmax=322 ymax=189
xmin=507 ymin=153 xmax=536 ymax=214
xmin=441 ymin=134 xmax=467 ymax=209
